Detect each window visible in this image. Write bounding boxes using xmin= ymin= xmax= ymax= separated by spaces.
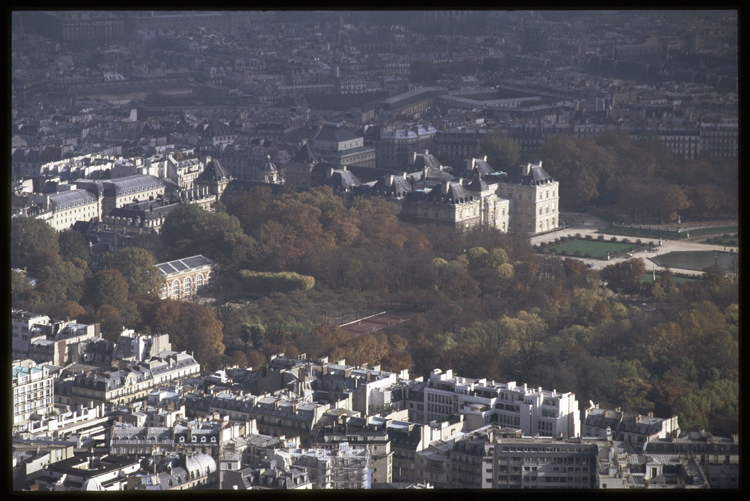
xmin=183 ymin=277 xmax=192 ymax=296
xmin=172 ymin=280 xmax=180 ymax=298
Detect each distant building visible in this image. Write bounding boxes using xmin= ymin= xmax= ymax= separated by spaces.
xmin=312 ymin=122 xmax=376 ymax=169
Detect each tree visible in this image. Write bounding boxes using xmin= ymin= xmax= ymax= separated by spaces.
xmin=456 ymin=318 xmax=513 ymax=358
xmin=480 ymin=129 xmax=520 ymax=172
xmin=688 ymin=184 xmax=725 ymax=219
xmin=11 ymin=269 xmax=33 ymax=304
xmin=152 ymin=301 xmax=225 ymax=366
xmin=101 ymin=247 xmax=164 ymax=297
xmin=59 ymin=230 xmax=91 ymax=264
xmin=600 ymin=258 xmax=646 ymax=295
xmin=538 ymin=135 xmax=616 ymax=207
xmin=44 ymin=301 xmax=86 ymax=321
xmin=248 ymin=324 xmax=267 ymax=350
xmin=35 ymin=256 xmax=88 ymax=304
xmin=84 ymin=269 xmax=130 ymax=309
xmin=11 ymin=217 xmax=59 ymax=269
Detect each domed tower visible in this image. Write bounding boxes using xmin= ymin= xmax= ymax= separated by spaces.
xmin=255 ymin=155 xmax=281 ymax=184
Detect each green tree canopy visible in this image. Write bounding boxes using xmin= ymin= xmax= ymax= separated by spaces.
xmin=538 ymin=134 xmax=616 ymax=208
xmin=102 ymin=247 xmax=164 ymax=297
xmin=480 ymin=129 xmax=520 ymax=172
xmin=600 ymin=258 xmax=647 ymax=295
xmin=152 ymin=301 xmax=225 ymax=366
xmin=84 ymin=269 xmax=130 ymax=309
xmin=11 ymin=217 xmax=60 ymax=269
xmin=58 ymin=230 xmax=91 ymax=264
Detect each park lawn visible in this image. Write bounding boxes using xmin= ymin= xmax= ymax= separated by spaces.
xmin=540 ymin=239 xmax=639 ymax=259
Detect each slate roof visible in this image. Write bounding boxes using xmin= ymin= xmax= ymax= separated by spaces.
xmin=196 ymin=158 xmax=230 ymax=183
xmin=48 ymin=189 xmax=98 ymax=211
xmin=314 ymin=124 xmax=359 ymax=143
xmin=507 ymin=162 xmax=556 ymax=186
xmin=584 ymin=408 xmax=670 ymax=437
xmin=366 ymin=173 xmax=413 ymax=198
xmin=101 ymin=175 xmax=163 ymax=197
xmin=291 ymin=143 xmax=319 ymax=164
xmin=424 ymin=181 xmax=475 ymax=204
xmin=321 ymin=169 xmax=362 ymax=191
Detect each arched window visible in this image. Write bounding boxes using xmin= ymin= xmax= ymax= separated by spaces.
xmin=196 ymin=274 xmax=203 ymax=291
xmin=161 ymin=283 xmax=168 ymax=298
xmin=172 ymin=280 xmax=180 ymax=298
xmin=183 ymin=277 xmax=192 ymax=296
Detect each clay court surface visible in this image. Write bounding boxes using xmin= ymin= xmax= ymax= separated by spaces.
xmin=338 ymin=312 xmax=413 ymax=337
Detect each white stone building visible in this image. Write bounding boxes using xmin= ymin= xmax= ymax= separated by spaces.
xmin=423 ymin=369 xmax=580 ymax=439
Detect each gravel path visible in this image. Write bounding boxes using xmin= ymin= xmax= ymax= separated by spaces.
xmin=530 ymin=212 xmax=736 ymax=276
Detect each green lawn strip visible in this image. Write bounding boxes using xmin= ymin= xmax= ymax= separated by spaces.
xmin=679 ymin=225 xmax=738 ymax=237
xmin=641 ymin=273 xmax=697 ymax=284
xmin=601 ymin=224 xmax=737 ymax=240
xmin=707 ymin=237 xmax=739 ymax=246
xmin=600 ymin=225 xmax=683 ymax=239
xmin=539 ymin=239 xmax=640 ymax=259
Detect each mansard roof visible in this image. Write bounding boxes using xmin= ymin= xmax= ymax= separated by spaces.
xmin=291 ymin=143 xmax=319 ymax=164
xmin=47 ymin=189 xmax=98 ymax=210
xmin=507 ymin=162 xmax=556 ymax=186
xmin=313 ymin=123 xmax=359 ymax=143
xmin=424 ymin=181 xmax=475 ymax=204
xmin=196 ymin=158 xmax=230 ymax=183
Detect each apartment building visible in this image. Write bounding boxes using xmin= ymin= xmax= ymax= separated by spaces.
xmin=367 ymin=123 xmax=436 ymax=169
xmin=251 ymin=396 xmax=329 ymax=447
xmin=422 ymin=369 xmax=580 ymax=438
xmin=66 ymin=351 xmax=200 ymax=407
xmin=26 ymin=320 xmax=100 ymax=367
xmin=13 ymin=360 xmax=55 ymax=427
xmin=12 ymin=309 xmax=51 ymax=361
xmin=314 ymin=414 xmax=393 ymax=484
xmin=167 ymin=153 xmax=203 ymax=189
xmin=492 ymin=437 xmax=599 ymax=489
xmin=583 ymin=404 xmax=680 ymax=445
